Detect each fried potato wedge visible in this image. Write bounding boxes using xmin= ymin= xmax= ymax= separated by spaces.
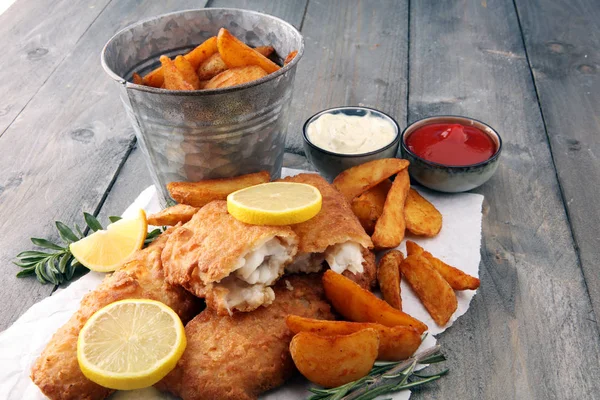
xmin=284 ymin=50 xmax=298 ymax=65
xmin=286 ymin=315 xmax=421 ymax=361
xmin=372 ymin=169 xmax=410 ymax=249
xmin=400 ymin=255 xmax=457 ymax=326
xmin=196 ymin=53 xmax=228 ymax=80
xmin=333 ymin=158 xmax=410 ymax=202
xmin=147 ymin=204 xmax=199 ymax=226
xmin=351 ymin=179 xmax=391 ymax=234
xmin=405 ymin=189 xmax=442 ymax=237
xmin=161 ymin=56 xmax=195 ymax=91
xmin=167 ymin=171 xmax=270 ymax=207
xmin=290 ymin=329 xmax=379 ymax=388
xmin=405 ymin=240 xmax=480 ymax=290
xmin=322 ymin=270 xmax=427 ymax=333
xmin=217 ymin=28 xmax=280 ymax=73
xmin=132 ymin=72 xmax=143 ymax=85
xmin=254 ymin=45 xmax=275 ymax=57
xmin=377 ymin=250 xmax=404 ymax=310
xmin=204 ymin=65 xmax=268 ymax=89
xmin=142 ymin=37 xmax=218 ymax=88
xmin=174 ymin=55 xmax=202 ymax=90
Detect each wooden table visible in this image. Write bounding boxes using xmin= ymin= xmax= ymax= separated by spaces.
xmin=1 ymin=0 xmax=599 ymax=398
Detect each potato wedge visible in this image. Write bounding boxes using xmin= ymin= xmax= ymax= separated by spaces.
xmin=142 ymin=36 xmax=218 ymax=88
xmin=160 ymin=56 xmax=195 ymax=90
xmin=196 ymin=53 xmax=228 ymax=80
xmin=333 ymin=158 xmax=410 ymax=202
xmin=286 ymin=315 xmax=421 ymax=361
xmin=167 ymin=171 xmax=270 ymax=207
xmin=372 ymin=169 xmax=410 ymax=249
xmin=400 ymin=255 xmax=457 ymax=326
xmin=290 ymin=329 xmax=379 ymax=388
xmin=405 ymin=240 xmax=480 ymax=290
xmin=132 ymin=72 xmax=143 ymax=85
xmin=254 ymin=45 xmax=275 ymax=57
xmin=351 ymin=179 xmax=391 ymax=234
xmin=284 ymin=50 xmax=298 ymax=65
xmin=204 ymin=65 xmax=268 ymax=89
xmin=147 ymin=204 xmax=199 ymax=226
xmin=217 ymin=28 xmax=280 ymax=73
xmin=405 ymin=189 xmax=442 ymax=237
xmin=322 ymin=270 xmax=427 ymax=333
xmin=377 ymin=250 xmax=404 ymax=310
xmin=174 ymin=55 xmax=202 ymax=90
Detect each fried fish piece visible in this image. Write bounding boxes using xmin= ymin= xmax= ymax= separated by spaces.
xmin=162 ymin=201 xmax=299 ymax=315
xmin=157 ymin=274 xmax=334 ymax=400
xmin=30 ymin=228 xmax=202 ymax=400
xmin=280 ymin=174 xmax=376 ymax=288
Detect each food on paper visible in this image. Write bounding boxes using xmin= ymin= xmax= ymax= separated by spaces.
xmin=31 ymin=229 xmax=201 ymax=399
xmin=332 ymin=158 xmax=410 ymax=202
xmin=290 ymin=329 xmax=379 ymax=388
xmin=217 ymin=28 xmax=280 ymax=74
xmin=227 ymin=182 xmax=322 ymax=225
xmin=286 ymin=315 xmax=421 ymax=361
xmin=284 ymin=50 xmax=298 ymax=65
xmin=167 ymin=171 xmax=270 ymax=207
xmin=406 ymin=240 xmax=480 ymax=290
xmin=161 ymin=201 xmax=299 ymax=315
xmin=406 ymin=122 xmax=497 ymax=166
xmin=322 ymin=270 xmax=427 ymax=333
xmin=351 ymin=179 xmax=391 ymax=234
xmin=197 ymin=46 xmax=274 ymax=80
xmin=377 ymin=250 xmax=404 ymax=310
xmin=77 ymin=299 xmax=186 ymax=390
xmin=157 ymin=274 xmax=334 ymax=400
xmin=69 ymin=209 xmax=148 ymax=272
xmin=372 ymin=169 xmax=410 ymax=249
xmin=404 ymin=188 xmax=443 ymax=236
xmin=147 ymin=204 xmax=199 ymax=226
xmin=204 ymin=65 xmax=268 ymax=89
xmin=279 ymin=174 xmax=376 ymax=288
xmin=306 ymin=111 xmax=397 ymax=155
xmin=400 ymin=254 xmax=458 ymax=326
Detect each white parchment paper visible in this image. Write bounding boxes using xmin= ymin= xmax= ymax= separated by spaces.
xmin=0 ymin=168 xmax=483 ymax=400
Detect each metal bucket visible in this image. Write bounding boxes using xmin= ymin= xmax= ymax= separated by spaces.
xmin=101 ymin=8 xmax=304 ymax=204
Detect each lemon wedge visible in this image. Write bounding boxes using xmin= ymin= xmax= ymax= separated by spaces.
xmin=69 ymin=209 xmax=148 ymax=272
xmin=227 ymin=182 xmax=322 ymax=225
xmin=77 ymin=299 xmax=186 ymax=390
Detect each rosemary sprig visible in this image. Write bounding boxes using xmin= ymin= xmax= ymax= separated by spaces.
xmin=307 ymin=345 xmax=447 ymax=400
xmin=14 ymin=212 xmax=163 ymax=285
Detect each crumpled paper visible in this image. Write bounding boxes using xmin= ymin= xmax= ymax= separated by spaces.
xmin=0 ymin=168 xmax=483 ymax=400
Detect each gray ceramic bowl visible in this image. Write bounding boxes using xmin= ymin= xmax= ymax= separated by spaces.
xmin=400 ymin=116 xmax=502 ymax=193
xmin=302 ymin=106 xmax=400 ymax=181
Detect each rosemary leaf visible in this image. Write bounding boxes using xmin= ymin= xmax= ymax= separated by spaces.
xmin=56 ymin=221 xmax=80 ymax=243
xmin=16 ymin=250 xmax=50 ymax=258
xmin=84 ymin=212 xmax=103 ymax=232
xmin=16 ymin=267 xmax=37 ymax=277
xmin=109 ymin=216 xmax=122 ymax=223
xmin=30 ymin=238 xmax=64 ymax=251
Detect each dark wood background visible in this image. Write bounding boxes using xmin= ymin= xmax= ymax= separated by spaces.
xmin=1 ymin=0 xmax=599 ymax=398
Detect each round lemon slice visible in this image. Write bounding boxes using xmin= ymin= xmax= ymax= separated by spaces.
xmin=69 ymin=209 xmax=148 ymax=272
xmin=227 ymin=182 xmax=322 ymax=225
xmin=77 ymin=299 xmax=186 ymax=391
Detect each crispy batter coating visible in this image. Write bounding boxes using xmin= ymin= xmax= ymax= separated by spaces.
xmin=157 ymin=274 xmax=334 ymax=400
xmin=30 ymin=228 xmax=202 ymax=400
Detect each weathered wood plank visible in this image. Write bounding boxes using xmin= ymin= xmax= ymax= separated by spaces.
xmin=0 ymin=0 xmax=208 ymax=331
xmin=0 ymin=0 xmax=112 ymax=136
xmin=513 ymin=0 xmax=600 ymax=327
xmin=208 ymin=0 xmax=307 ymax=28
xmin=409 ymin=0 xmax=600 ymax=399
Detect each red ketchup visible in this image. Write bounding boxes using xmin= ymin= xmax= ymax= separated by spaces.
xmin=406 ymin=123 xmax=496 ymax=166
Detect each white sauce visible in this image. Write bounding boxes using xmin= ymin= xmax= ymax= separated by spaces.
xmin=307 ymin=111 xmax=396 ymax=154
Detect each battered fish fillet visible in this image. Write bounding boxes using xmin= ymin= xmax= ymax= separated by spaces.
xmin=162 ymin=201 xmax=299 ymax=315
xmin=30 ymin=227 xmax=202 ymax=400
xmin=281 ymin=174 xmax=377 ymax=288
xmin=156 ymin=274 xmax=334 ymax=400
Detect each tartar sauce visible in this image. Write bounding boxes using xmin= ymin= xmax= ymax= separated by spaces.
xmin=307 ymin=112 xmax=396 ymax=154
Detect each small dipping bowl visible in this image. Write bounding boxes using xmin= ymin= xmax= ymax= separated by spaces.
xmin=302 ymin=106 xmax=400 ymax=181
xmin=400 ymin=115 xmax=502 ymax=193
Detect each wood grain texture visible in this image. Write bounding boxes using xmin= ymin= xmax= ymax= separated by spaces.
xmin=514 ymin=0 xmax=600 ymax=327
xmin=0 ymin=0 xmax=208 ymax=331
xmin=283 ymin=0 xmax=409 ymax=153
xmin=408 ymin=0 xmax=600 ymax=399
xmin=0 ymin=0 xmax=111 ymax=136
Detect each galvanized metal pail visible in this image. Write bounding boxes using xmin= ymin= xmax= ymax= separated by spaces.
xmin=101 ymin=8 xmax=304 ymax=204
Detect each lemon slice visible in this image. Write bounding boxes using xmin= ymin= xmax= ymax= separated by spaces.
xmin=69 ymin=209 xmax=148 ymax=272
xmin=227 ymin=182 xmax=322 ymax=225
xmin=77 ymin=299 xmax=186 ymax=390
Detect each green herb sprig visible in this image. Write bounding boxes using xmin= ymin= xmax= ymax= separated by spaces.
xmin=307 ymin=345 xmax=447 ymax=400
xmin=14 ymin=213 xmax=163 ymax=285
